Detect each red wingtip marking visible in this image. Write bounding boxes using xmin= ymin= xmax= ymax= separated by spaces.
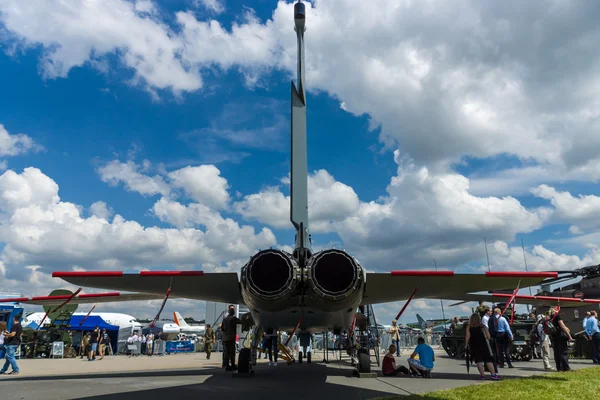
xmin=0 ymin=297 xmax=29 ymax=303
xmin=485 ymin=272 xmax=558 ymax=278
xmin=31 ymin=295 xmax=72 ymax=301
xmin=52 ymin=271 xmax=124 ymax=278
xmin=139 ymin=271 xmax=204 ymax=277
xmin=391 ymin=270 xmax=454 ymax=276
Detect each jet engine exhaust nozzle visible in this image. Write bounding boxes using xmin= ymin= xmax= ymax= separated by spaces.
xmin=244 ymin=249 xmax=299 ymax=301
xmin=307 ymin=249 xmax=363 ymax=301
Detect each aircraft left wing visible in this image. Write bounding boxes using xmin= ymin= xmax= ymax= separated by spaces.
xmin=0 ymin=292 xmax=166 ymax=306
xmin=361 ymin=271 xmax=559 ymax=305
xmin=52 ymin=270 xmax=244 ymax=305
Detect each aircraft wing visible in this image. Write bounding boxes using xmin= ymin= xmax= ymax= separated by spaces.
xmin=52 ymin=270 xmax=244 ymax=305
xmin=447 ymin=293 xmax=600 ymax=309
xmin=0 ymin=292 xmax=166 ymax=306
xmin=361 ymin=271 xmax=560 ymax=305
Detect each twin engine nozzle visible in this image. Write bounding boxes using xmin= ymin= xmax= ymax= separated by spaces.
xmin=241 ymin=248 xmax=364 ymax=303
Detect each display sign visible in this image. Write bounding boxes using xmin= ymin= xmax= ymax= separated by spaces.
xmin=52 ymin=341 xmax=64 ymax=358
xmin=165 ymin=340 xmax=194 ymax=353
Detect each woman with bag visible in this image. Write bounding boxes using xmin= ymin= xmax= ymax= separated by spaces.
xmin=465 ymin=313 xmax=501 ymax=380
xmin=549 ymin=307 xmax=572 ymax=372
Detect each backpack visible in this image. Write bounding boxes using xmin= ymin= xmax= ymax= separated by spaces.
xmin=543 ymin=318 xmax=558 ymax=336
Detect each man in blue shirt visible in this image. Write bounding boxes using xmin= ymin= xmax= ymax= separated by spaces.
xmin=583 ymin=311 xmax=591 ymax=329
xmin=492 ymin=308 xmax=513 ymax=368
xmin=407 ymin=337 xmax=434 ymax=377
xmin=585 ymin=311 xmax=600 ymax=364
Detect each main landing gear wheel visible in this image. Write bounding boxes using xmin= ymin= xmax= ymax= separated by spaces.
xmin=357 ymin=348 xmax=371 ymax=373
xmin=237 ymin=348 xmax=252 ymax=374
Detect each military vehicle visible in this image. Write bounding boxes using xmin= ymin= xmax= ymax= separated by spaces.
xmin=21 ymin=324 xmax=76 ymax=358
xmin=527 ymin=265 xmax=600 ymax=359
xmin=441 ymin=303 xmax=536 ymax=361
xmin=19 ymin=289 xmax=78 ymax=358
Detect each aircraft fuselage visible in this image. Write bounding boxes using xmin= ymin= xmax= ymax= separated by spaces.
xmin=240 ymin=248 xmax=365 ymax=333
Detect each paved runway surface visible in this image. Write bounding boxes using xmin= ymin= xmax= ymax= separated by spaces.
xmin=1 ymin=350 xmax=594 ymax=399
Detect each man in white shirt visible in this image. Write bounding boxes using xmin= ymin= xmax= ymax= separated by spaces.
xmin=537 ymin=315 xmax=554 ymax=370
xmin=482 ymin=309 xmax=492 ymax=328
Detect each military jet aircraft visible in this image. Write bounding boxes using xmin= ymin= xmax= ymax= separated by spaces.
xmin=3 ymin=0 xmax=599 ymax=373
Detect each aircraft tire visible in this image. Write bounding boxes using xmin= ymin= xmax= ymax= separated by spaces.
xmin=238 ymin=348 xmax=251 ymax=374
xmin=357 ymin=349 xmax=370 ymax=373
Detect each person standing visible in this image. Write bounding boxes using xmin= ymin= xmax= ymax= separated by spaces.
xmin=585 ymin=310 xmax=600 ymax=364
xmin=491 ymin=308 xmax=513 ymax=368
xmin=221 ymin=305 xmax=241 ymax=371
xmin=482 ymin=308 xmax=492 ymax=328
xmin=465 ymin=313 xmax=500 ymax=380
xmin=146 ymin=332 xmax=154 ymax=356
xmin=537 ymin=314 xmax=554 ymax=370
xmin=388 ymin=320 xmax=401 ymax=356
xmin=583 ymin=311 xmax=591 ymax=330
xmin=204 ymin=324 xmax=215 ymax=360
xmin=475 ymin=302 xmax=489 ymax=317
xmin=550 ymin=307 xmax=572 ymax=372
xmin=89 ymin=326 xmax=99 ymax=361
xmin=0 ymin=315 xmax=22 ymax=375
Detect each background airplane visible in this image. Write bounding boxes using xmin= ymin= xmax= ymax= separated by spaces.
xmin=23 ymin=311 xmax=142 ymax=331
xmin=173 ymin=311 xmax=205 ymax=335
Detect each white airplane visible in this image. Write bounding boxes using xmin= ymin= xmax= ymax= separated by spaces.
xmin=23 ymin=311 xmax=142 ymax=330
xmin=173 ymin=312 xmax=205 ymax=334
xmin=4 ymin=0 xmax=600 ymax=375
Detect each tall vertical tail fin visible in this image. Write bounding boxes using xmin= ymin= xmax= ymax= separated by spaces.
xmin=173 ymin=311 xmax=191 ymax=328
xmin=291 ymin=1 xmax=311 ymax=256
xmin=416 ymin=314 xmax=428 ymax=330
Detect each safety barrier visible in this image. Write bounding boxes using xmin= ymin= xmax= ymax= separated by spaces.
xmin=153 ymin=340 xmax=167 ymax=356
xmin=379 ymin=333 xmax=444 ymax=353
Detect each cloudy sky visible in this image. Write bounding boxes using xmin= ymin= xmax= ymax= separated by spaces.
xmin=1 ymin=0 xmax=599 ymax=325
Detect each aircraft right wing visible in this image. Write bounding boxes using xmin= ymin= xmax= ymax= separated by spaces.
xmin=52 ymin=270 xmax=244 ymax=305
xmin=447 ymin=293 xmax=600 ymax=308
xmin=361 ymin=271 xmax=560 ymax=305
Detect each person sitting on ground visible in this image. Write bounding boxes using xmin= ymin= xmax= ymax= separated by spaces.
xmin=407 ymin=337 xmax=434 ymax=377
xmin=465 ymin=313 xmax=501 ymax=380
xmin=382 ymin=344 xmax=410 ymax=377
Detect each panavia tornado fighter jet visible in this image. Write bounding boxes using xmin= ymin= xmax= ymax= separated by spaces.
xmin=6 ymin=0 xmax=599 ymax=373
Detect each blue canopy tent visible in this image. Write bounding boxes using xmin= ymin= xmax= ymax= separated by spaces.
xmin=57 ymin=315 xmax=119 ymax=332
xmin=53 ymin=315 xmax=120 ymax=355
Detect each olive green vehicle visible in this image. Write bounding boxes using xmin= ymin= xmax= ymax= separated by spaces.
xmin=441 ymin=316 xmax=537 ymax=361
xmin=21 ymin=325 xmax=77 ymax=358
xmin=20 ymin=289 xmax=79 ymax=359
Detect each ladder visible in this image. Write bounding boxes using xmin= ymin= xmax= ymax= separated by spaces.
xmin=362 ymin=304 xmax=381 ymax=367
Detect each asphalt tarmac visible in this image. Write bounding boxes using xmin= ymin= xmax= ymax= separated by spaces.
xmin=1 ymin=349 xmax=594 ymax=399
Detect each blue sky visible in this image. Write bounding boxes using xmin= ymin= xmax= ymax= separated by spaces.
xmin=1 ymin=0 xmax=599 ymax=322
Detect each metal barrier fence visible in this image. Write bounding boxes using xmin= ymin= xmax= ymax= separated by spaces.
xmin=379 ymin=333 xmax=444 ymax=353
xmin=153 ymin=340 xmax=166 ymax=355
